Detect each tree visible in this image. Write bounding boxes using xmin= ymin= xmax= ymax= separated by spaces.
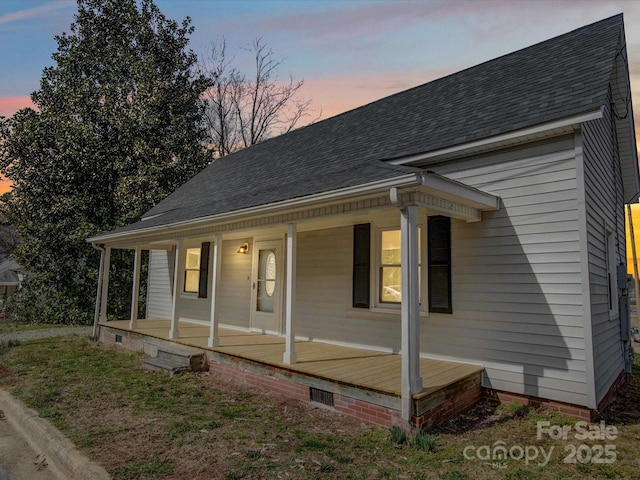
xmin=200 ymin=38 xmax=319 ymax=158
xmin=0 ymin=0 xmax=211 ymax=324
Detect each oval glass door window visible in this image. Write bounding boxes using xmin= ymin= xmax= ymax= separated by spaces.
xmin=265 ymin=251 xmax=276 ymax=296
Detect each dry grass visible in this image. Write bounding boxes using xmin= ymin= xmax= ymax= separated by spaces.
xmin=0 ymin=335 xmax=639 ymax=480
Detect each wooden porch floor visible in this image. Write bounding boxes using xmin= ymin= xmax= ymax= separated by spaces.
xmin=100 ymin=319 xmax=483 ymax=399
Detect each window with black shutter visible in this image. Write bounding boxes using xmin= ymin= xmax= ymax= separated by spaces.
xmin=198 ymin=242 xmax=210 ymax=298
xmin=353 ymin=224 xmax=370 ymax=308
xmin=428 ymin=216 xmax=452 ymax=313
xmin=184 ymin=242 xmax=210 ymax=297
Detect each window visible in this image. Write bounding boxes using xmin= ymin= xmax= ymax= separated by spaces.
xmin=352 ymin=218 xmax=451 ymax=313
xmin=379 ymin=229 xmax=421 ymax=303
xmin=184 ymin=248 xmax=201 ymax=294
xmin=428 ymin=216 xmax=451 ymax=313
xmin=183 ymin=242 xmax=210 ymax=298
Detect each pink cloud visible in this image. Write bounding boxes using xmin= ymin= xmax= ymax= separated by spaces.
xmin=0 ymin=97 xmax=35 ymax=117
xmin=0 ymin=96 xmax=35 ymax=118
xmin=302 ymin=69 xmax=452 ymax=121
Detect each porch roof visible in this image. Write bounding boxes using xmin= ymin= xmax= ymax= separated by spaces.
xmin=89 ymin=14 xmax=634 ymax=243
xmin=88 ymin=172 xmax=499 ymax=244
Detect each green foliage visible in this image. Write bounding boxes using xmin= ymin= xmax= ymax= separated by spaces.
xmin=0 ymin=0 xmax=211 ymax=324
xmin=0 ymin=339 xmax=20 ymax=355
xmin=501 ymin=401 xmax=531 ymax=417
xmin=411 ymin=429 xmax=435 ymax=452
xmin=390 ymin=425 xmax=407 ymax=444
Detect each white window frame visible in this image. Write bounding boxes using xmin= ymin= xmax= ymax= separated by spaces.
xmin=371 ymin=223 xmax=427 ymax=313
xmin=183 ymin=246 xmax=201 ymax=295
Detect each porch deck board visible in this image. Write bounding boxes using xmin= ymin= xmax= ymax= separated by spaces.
xmin=102 ymin=319 xmax=483 ymax=398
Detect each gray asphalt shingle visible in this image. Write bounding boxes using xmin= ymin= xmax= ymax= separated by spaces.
xmin=105 ymin=14 xmax=624 ymax=237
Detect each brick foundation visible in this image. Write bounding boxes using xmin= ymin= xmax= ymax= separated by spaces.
xmin=414 ymin=380 xmax=482 ymax=430
xmin=596 ymin=369 xmax=628 ymax=414
xmin=211 ymin=358 xmax=403 ymax=427
xmin=97 ymin=325 xmax=488 ymax=430
xmin=482 ymin=389 xmax=594 ymax=420
xmin=482 ymin=368 xmax=628 ymax=421
xmin=98 ymin=326 xmax=145 ymax=353
xmin=333 ymin=394 xmax=403 ymax=428
xmin=99 ymin=326 xmax=631 ymax=430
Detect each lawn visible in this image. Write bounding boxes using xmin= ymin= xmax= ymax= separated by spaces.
xmin=0 ymin=320 xmax=73 ymax=335
xmin=0 ymin=336 xmax=638 ymax=480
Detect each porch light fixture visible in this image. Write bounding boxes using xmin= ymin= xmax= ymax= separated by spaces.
xmin=237 ymin=243 xmax=249 ymax=254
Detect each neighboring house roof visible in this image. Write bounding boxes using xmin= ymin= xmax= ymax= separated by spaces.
xmin=91 ymin=14 xmax=634 ymax=241
xmin=0 ymin=256 xmax=22 ymax=286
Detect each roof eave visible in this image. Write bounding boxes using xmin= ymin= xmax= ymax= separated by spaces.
xmin=87 ymin=173 xmax=422 ymax=244
xmin=387 ymin=107 xmax=605 ymax=167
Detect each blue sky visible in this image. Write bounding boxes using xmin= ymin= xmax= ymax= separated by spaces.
xmin=1 ymin=0 xmax=640 ymax=122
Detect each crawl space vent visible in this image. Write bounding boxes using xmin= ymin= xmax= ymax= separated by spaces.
xmin=310 ymin=387 xmax=334 ymax=406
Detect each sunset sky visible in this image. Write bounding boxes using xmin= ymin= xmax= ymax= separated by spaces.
xmin=1 ymin=0 xmax=640 ymax=196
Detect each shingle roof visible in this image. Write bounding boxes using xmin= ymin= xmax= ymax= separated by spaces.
xmin=104 ymin=14 xmax=624 ymax=237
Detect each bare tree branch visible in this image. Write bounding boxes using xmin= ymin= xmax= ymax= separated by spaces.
xmin=200 ymin=37 xmax=321 ymax=158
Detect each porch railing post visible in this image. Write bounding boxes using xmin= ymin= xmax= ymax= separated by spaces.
xmin=401 ymin=205 xmax=423 ymax=422
xmin=169 ymin=240 xmax=182 ymax=339
xmin=92 ymin=246 xmax=105 ymax=338
xmin=283 ymin=223 xmax=297 ymax=364
xmin=129 ymin=246 xmax=142 ymax=329
xmin=208 ymin=234 xmax=222 ymax=347
xmin=99 ymin=246 xmax=111 ymax=323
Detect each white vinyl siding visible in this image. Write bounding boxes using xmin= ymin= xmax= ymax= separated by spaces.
xmin=178 ymin=242 xmax=211 ymax=323
xmin=217 ymin=239 xmax=252 ymax=329
xmin=296 ymin=225 xmax=401 ymax=350
xmin=582 ymin=96 xmax=626 ymax=405
xmin=146 ymin=249 xmax=174 ymax=319
xmin=146 ymin=240 xmax=252 ymax=327
xmin=291 ymin=136 xmax=590 ymax=405
xmin=426 ymin=135 xmax=588 ymax=405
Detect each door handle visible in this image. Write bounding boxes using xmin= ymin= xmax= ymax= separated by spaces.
xmin=252 ymin=282 xmax=256 ymax=290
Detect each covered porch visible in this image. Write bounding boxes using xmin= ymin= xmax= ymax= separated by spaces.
xmin=90 ymin=172 xmax=499 ymax=426
xmin=99 ymin=318 xmax=484 ymax=428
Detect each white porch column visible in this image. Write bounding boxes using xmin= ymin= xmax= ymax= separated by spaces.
xmin=400 ymin=205 xmax=423 ymax=422
xmin=129 ymin=246 xmax=142 ymax=329
xmin=92 ymin=246 xmax=105 ymax=338
xmin=283 ymin=223 xmax=297 ymax=364
xmin=99 ymin=246 xmax=111 ymax=323
xmin=169 ymin=240 xmax=182 ymax=339
xmin=208 ymin=234 xmax=222 ymax=347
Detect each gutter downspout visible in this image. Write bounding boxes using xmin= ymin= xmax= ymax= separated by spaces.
xmin=91 ymin=243 xmax=105 ymax=339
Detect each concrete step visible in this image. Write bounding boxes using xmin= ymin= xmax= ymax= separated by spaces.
xmin=143 ymin=356 xmax=191 ymax=375
xmin=142 ymin=349 xmax=205 ymax=375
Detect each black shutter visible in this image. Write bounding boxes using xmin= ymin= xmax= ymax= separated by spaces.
xmin=198 ymin=242 xmax=210 ymax=298
xmin=353 ymin=224 xmax=370 ymax=308
xmin=428 ymin=216 xmax=452 ymax=313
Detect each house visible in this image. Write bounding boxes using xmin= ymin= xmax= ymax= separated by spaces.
xmin=88 ymin=14 xmax=638 ymax=429
xmin=0 ymin=255 xmax=22 ymax=312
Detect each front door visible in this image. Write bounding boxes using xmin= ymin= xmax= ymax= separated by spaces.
xmin=250 ymin=240 xmax=283 ymax=334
